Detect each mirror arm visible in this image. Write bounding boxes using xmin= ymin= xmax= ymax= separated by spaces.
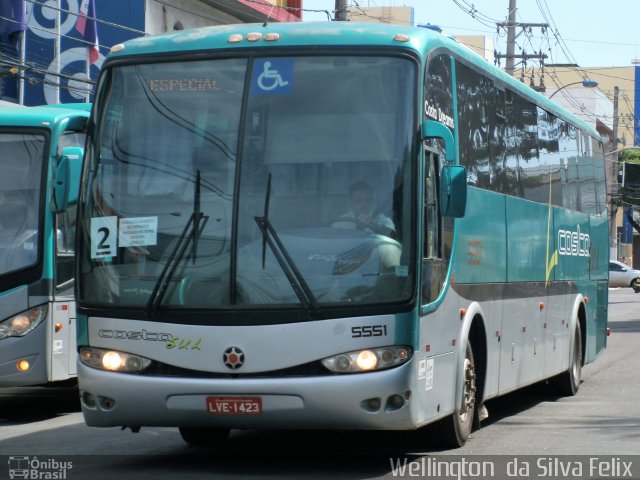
xmin=421 ymin=120 xmax=456 ymax=162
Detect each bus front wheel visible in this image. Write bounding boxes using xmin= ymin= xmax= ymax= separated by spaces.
xmin=179 ymin=427 xmax=230 ymax=447
xmin=434 ymin=341 xmax=477 ymax=448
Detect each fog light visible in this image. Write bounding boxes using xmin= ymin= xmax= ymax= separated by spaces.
xmin=82 ymin=391 xmax=96 ymax=408
xmin=361 ymin=397 xmax=382 ymax=412
xmin=98 ymin=396 xmax=116 ymax=410
xmin=17 ymin=359 xmax=30 ymax=371
xmin=387 ymin=394 xmax=405 ymax=410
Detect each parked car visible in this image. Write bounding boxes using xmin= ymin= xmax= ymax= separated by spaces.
xmin=609 ymin=260 xmax=640 ymax=292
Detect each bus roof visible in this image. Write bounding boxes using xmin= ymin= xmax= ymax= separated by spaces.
xmin=0 ymin=103 xmax=90 ymax=128
xmin=109 ymin=21 xmax=598 ymax=139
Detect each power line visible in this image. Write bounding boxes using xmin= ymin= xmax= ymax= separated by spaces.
xmin=0 ymin=14 xmax=112 ymax=53
xmin=450 ymin=0 xmax=498 ymax=29
xmin=0 ymin=51 xmax=95 ymax=86
xmin=25 ymin=0 xmax=148 ymax=36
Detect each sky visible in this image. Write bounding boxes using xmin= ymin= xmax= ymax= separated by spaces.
xmin=300 ymin=0 xmax=640 ymax=68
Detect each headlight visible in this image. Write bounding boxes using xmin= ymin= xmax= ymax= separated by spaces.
xmin=0 ymin=305 xmax=48 ymax=340
xmin=79 ymin=347 xmax=152 ymax=373
xmin=321 ymin=346 xmax=412 ymax=373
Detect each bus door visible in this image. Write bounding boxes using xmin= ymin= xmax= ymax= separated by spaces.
xmin=50 ymin=129 xmax=85 ymax=380
xmin=421 ymin=149 xmax=445 ymax=304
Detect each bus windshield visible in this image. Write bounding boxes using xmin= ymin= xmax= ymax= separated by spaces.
xmin=79 ymin=55 xmax=416 ymax=313
xmin=0 ymin=131 xmax=46 ymax=276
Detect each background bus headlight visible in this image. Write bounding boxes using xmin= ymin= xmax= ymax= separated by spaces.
xmin=80 ymin=347 xmax=152 ymax=373
xmin=321 ymin=346 xmax=412 ymax=373
xmin=0 ymin=305 xmax=48 ymax=340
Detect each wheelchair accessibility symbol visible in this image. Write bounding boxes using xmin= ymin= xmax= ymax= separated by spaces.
xmin=258 ymin=61 xmax=289 ymax=91
xmin=252 ymin=58 xmax=293 ymax=94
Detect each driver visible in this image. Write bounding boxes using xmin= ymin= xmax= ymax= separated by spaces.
xmin=332 ymin=180 xmax=395 ymax=237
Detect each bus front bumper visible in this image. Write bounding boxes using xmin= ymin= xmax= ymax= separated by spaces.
xmin=77 ymin=361 xmax=418 ymax=431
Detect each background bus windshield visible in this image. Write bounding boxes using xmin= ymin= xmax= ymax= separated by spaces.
xmin=0 ymin=132 xmax=45 ymax=276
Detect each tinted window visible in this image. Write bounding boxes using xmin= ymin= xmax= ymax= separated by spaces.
xmin=455 ymin=62 xmax=490 ymax=187
xmin=0 ymin=132 xmax=45 ymax=276
xmin=452 ymin=61 xmax=603 ymax=215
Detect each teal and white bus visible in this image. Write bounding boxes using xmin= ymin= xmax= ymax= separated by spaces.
xmin=0 ymin=103 xmax=89 ymax=391
xmin=75 ymin=22 xmax=608 ymax=448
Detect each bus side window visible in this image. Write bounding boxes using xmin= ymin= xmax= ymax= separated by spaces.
xmin=55 ymin=204 xmax=76 ymax=289
xmin=55 ymin=131 xmax=85 ymax=290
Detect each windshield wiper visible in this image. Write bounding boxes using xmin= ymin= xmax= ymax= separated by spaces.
xmin=145 ymin=170 xmax=208 ymax=315
xmin=254 ymin=174 xmax=319 ymax=318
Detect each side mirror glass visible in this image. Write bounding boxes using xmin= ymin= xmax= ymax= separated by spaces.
xmin=53 ymin=146 xmax=84 ymax=212
xmin=440 ymin=164 xmax=467 ymax=218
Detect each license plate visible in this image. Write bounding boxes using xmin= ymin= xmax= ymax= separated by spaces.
xmin=206 ymin=396 xmax=262 ymax=415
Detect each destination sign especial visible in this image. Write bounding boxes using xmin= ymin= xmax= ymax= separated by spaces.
xmin=148 ymin=78 xmax=220 ymax=92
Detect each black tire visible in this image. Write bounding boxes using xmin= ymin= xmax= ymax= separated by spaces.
xmin=549 ymin=321 xmax=582 ymax=396
xmin=434 ymin=342 xmax=477 ymax=448
xmin=631 ymin=278 xmax=640 ymax=293
xmin=178 ymin=427 xmax=230 ymax=447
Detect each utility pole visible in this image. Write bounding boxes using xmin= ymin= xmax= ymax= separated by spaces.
xmin=334 ymin=0 xmax=348 ymax=21
xmin=495 ymin=0 xmax=548 ymax=89
xmin=610 ymin=86 xmax=620 ymax=258
xmin=504 ymin=0 xmax=517 ymax=76
xmin=613 ymin=86 xmax=619 ymax=160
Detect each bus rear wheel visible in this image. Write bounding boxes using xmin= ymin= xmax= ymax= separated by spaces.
xmin=178 ymin=427 xmax=230 ymax=447
xmin=549 ymin=321 xmax=582 ymax=396
xmin=435 ymin=342 xmax=477 ymax=448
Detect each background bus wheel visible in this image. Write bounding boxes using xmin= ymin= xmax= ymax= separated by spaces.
xmin=179 ymin=427 xmax=230 ymax=447
xmin=435 ymin=342 xmax=476 ymax=448
xmin=549 ymin=321 xmax=582 ymax=396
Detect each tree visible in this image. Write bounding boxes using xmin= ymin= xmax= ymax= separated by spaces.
xmin=619 ymin=150 xmax=640 ymax=207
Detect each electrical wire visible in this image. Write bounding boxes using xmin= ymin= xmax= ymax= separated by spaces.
xmin=24 ymin=0 xmax=148 ymax=36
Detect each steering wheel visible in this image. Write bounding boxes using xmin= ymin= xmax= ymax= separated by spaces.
xmin=333 ymin=217 xmax=397 ymax=239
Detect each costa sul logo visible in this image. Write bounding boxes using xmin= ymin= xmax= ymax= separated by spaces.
xmin=558 ymin=224 xmax=590 ymax=257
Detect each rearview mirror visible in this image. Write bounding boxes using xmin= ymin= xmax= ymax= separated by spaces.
xmin=440 ymin=164 xmax=467 ymax=218
xmin=421 ymin=120 xmax=466 ymax=217
xmin=53 ymin=146 xmax=84 ymax=212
